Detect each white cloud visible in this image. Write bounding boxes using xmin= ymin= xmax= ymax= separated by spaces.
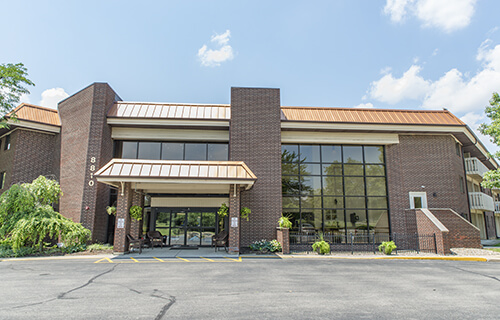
xmin=39 ymin=88 xmax=69 ymax=109
xmin=384 ymin=0 xmax=415 ymax=23
xmin=369 ymin=65 xmax=431 ymax=104
xmin=354 ymin=103 xmax=374 ymax=109
xmin=366 ymin=40 xmax=500 ymax=152
xmin=383 ymin=0 xmax=477 ymax=33
xmin=198 ymin=30 xmax=234 ymax=67
xmin=432 ymin=48 xmax=439 ymax=56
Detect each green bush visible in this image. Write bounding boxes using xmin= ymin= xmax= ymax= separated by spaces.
xmin=312 ymin=241 xmax=330 ymax=254
xmin=249 ymin=239 xmax=282 ymax=253
xmin=0 ymin=176 xmax=91 ymax=252
xmin=378 ymin=241 xmax=397 ymax=255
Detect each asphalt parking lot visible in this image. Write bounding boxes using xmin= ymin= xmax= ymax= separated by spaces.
xmin=1 ymin=257 xmax=499 ymax=319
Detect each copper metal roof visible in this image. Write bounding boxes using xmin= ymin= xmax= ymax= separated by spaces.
xmin=108 ymin=102 xmax=231 ymax=120
xmin=95 ymin=159 xmax=257 ymax=188
xmin=280 ymin=106 xmax=465 ymax=126
xmin=7 ymin=103 xmax=61 ymax=126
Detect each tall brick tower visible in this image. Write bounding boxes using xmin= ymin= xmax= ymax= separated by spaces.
xmin=58 ymin=83 xmax=120 ymax=242
xmin=230 ymin=87 xmax=282 ymax=246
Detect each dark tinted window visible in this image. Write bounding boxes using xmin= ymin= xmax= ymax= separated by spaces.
xmin=207 ymin=144 xmax=228 ymax=160
xmin=185 ymin=143 xmax=207 ymax=160
xmin=138 ymin=142 xmax=161 ymax=160
xmin=4 ymin=135 xmax=11 ymax=151
xmin=162 ymin=143 xmax=184 ymax=160
xmin=122 ymin=142 xmax=138 ymax=159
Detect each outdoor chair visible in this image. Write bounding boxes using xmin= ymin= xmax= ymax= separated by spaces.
xmin=147 ymin=230 xmax=164 ymax=249
xmin=127 ymin=234 xmax=143 ymax=254
xmin=212 ymin=229 xmax=229 ymax=252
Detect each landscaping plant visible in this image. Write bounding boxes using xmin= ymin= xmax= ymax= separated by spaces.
xmin=278 ymin=215 xmax=293 ymax=229
xmin=106 ymin=206 xmax=117 ymax=215
xmin=249 ymin=239 xmax=282 ymax=253
xmin=378 ymin=240 xmax=397 ymax=255
xmin=312 ymin=233 xmax=330 ymax=254
xmin=129 ymin=205 xmax=143 ymax=221
xmin=0 ymin=176 xmax=91 ymax=253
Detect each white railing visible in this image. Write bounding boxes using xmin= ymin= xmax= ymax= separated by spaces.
xmin=495 ymin=201 xmax=500 ymax=213
xmin=469 ymin=192 xmax=495 ymax=211
xmin=465 ymin=157 xmax=489 ymax=178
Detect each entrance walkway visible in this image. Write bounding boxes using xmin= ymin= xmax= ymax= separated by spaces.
xmin=124 ymin=246 xmax=237 ymax=259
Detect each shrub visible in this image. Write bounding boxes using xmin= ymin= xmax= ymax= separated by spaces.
xmin=312 ymin=232 xmax=330 ymax=254
xmin=378 ymin=241 xmax=397 ymax=255
xmin=249 ymin=239 xmax=282 ymax=253
xmin=0 ymin=176 xmax=91 ymax=252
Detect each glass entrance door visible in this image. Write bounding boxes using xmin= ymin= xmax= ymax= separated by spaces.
xmin=152 ymin=207 xmax=218 ymax=246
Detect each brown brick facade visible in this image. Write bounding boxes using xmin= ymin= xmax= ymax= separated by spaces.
xmin=0 ymin=129 xmax=59 ymax=192
xmin=114 ymin=183 xmax=133 ymax=253
xmin=59 ymin=83 xmax=119 ymax=242
xmin=230 ymin=87 xmax=282 ymax=247
xmin=386 ymin=135 xmax=470 ymax=235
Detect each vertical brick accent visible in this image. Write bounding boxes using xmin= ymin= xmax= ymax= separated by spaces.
xmin=230 ymin=87 xmax=282 ymax=246
xmin=130 ymin=191 xmax=144 ymax=239
xmin=0 ymin=131 xmax=16 ymax=191
xmin=228 ymin=184 xmax=241 ymax=253
xmin=277 ymin=228 xmax=290 ymax=254
xmin=59 ymin=83 xmax=119 ymax=242
xmin=114 ymin=183 xmax=132 ymax=253
xmin=386 ymin=135 xmax=470 ymax=235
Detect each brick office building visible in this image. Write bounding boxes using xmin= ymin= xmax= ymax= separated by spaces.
xmin=1 ymin=82 xmax=498 ymax=253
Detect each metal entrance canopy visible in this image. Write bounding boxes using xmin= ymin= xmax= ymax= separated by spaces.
xmin=95 ymin=159 xmax=257 ymax=194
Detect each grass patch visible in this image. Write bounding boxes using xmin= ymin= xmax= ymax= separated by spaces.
xmin=0 ymin=243 xmax=114 ymax=258
xmin=486 ymin=248 xmax=500 ymax=253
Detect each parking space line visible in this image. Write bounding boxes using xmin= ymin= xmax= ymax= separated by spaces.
xmin=153 ymin=257 xmax=165 ymax=262
xmin=200 ymin=256 xmax=214 ymax=262
xmin=177 ymin=257 xmax=190 ymax=262
xmin=130 ymin=257 xmax=139 ymax=263
xmin=224 ymin=256 xmax=242 ymax=262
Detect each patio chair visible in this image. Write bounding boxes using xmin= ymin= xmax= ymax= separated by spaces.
xmin=212 ymin=229 xmax=229 ymax=252
xmin=147 ymin=230 xmax=164 ymax=249
xmin=127 ymin=234 xmax=143 ymax=254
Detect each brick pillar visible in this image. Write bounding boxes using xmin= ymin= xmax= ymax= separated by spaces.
xmin=277 ymin=228 xmax=290 ymax=254
xmin=229 ymin=184 xmax=241 ymax=253
xmin=130 ymin=191 xmax=144 ymax=239
xmin=114 ymin=183 xmax=132 ymax=253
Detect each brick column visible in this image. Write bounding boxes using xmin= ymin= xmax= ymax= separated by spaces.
xmin=130 ymin=191 xmax=144 ymax=239
xmin=277 ymin=228 xmax=290 ymax=254
xmin=114 ymin=183 xmax=132 ymax=253
xmin=228 ymin=184 xmax=241 ymax=253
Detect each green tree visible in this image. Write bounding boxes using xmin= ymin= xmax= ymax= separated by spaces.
xmin=0 ymin=176 xmax=90 ymax=251
xmin=479 ymin=92 xmax=500 ymax=189
xmin=0 ymin=63 xmax=35 ymax=129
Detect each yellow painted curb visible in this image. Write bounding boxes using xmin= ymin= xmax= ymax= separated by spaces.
xmin=280 ymin=255 xmax=488 ymax=262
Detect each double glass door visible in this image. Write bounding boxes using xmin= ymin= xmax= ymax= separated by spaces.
xmin=152 ymin=208 xmax=218 ymax=246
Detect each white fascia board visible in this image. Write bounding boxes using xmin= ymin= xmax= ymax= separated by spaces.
xmin=107 ymin=118 xmax=229 ymax=127
xmin=96 ymin=177 xmax=255 ymax=189
xmin=111 ymin=127 xmax=229 ymax=141
xmin=281 ymin=131 xmax=399 ymax=145
xmin=6 ymin=119 xmax=60 ymax=134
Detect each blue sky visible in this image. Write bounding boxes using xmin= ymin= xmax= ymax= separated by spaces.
xmin=2 ymin=0 xmax=500 ymax=152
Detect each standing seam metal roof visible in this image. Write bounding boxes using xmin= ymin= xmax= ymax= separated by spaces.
xmin=108 ymin=102 xmax=464 ymax=126
xmin=7 ymin=103 xmax=61 ymax=126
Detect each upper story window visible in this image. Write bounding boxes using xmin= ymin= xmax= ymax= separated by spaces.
xmin=114 ymin=141 xmax=229 ymax=161
xmin=455 ymin=143 xmax=461 ymax=156
xmin=4 ymin=135 xmax=10 ymax=151
xmin=0 ymin=172 xmax=5 ymax=190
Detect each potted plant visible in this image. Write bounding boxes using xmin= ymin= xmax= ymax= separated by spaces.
xmin=129 ymin=205 xmax=143 ymax=221
xmin=240 ymin=207 xmax=251 ymax=221
xmin=312 ymin=233 xmax=330 ymax=255
xmin=378 ymin=240 xmax=397 ymax=255
xmin=278 ymin=215 xmax=292 ymax=229
xmin=106 ymin=206 xmax=116 ymax=216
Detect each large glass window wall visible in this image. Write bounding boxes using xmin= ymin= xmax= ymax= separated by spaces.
xmin=282 ymin=144 xmax=389 ymax=235
xmin=114 ymin=141 xmax=228 ymax=161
